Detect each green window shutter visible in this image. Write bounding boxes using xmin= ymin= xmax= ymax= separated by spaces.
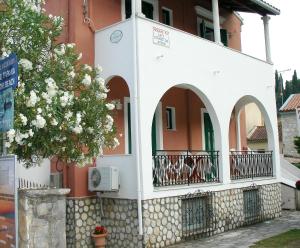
xmin=200 ymin=20 xmax=206 ymax=38
xmin=151 ymin=115 xmax=157 ymax=156
xmin=127 ymin=102 xmax=132 ymax=154
xmin=221 ymin=29 xmax=228 ymax=47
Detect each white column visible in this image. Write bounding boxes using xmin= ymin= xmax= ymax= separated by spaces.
xmin=212 ymin=0 xmax=222 ymax=45
xmin=132 ymin=0 xmax=143 ymax=16
xmin=262 ymin=15 xmax=272 ymax=63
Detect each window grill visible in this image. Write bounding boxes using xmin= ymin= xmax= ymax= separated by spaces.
xmin=243 ymin=187 xmax=262 ymax=225
xmin=181 ymin=191 xmax=215 ymax=239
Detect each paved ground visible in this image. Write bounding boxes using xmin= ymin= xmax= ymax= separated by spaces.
xmin=170 ymin=211 xmax=300 ymax=248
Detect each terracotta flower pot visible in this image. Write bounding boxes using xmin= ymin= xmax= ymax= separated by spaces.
xmin=91 ymin=232 xmax=108 ymax=248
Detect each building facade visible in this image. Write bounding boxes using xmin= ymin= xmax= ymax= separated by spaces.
xmin=46 ymin=1 xmax=281 ymax=247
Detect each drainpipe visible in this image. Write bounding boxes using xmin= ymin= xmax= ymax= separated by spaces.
xmin=132 ymin=0 xmax=144 ymax=236
xmin=262 ymin=15 xmax=272 ymax=63
xmin=212 ymin=0 xmax=222 ymax=45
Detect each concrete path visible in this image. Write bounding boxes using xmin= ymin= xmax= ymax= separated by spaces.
xmin=170 ymin=211 xmax=300 ymax=248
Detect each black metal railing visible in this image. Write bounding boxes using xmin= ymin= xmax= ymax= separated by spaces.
xmin=181 ymin=191 xmax=215 ymax=239
xmin=152 ymin=150 xmax=219 ymax=187
xmin=230 ymin=151 xmax=273 ymax=180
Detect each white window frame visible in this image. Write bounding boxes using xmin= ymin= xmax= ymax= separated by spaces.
xmin=197 ymin=17 xmax=214 ymax=37
xmin=166 ymin=107 xmax=176 ymax=131
xmin=161 ymin=7 xmax=173 ymax=26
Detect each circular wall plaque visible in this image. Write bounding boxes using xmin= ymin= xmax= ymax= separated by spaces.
xmin=110 ymin=30 xmax=123 ymax=43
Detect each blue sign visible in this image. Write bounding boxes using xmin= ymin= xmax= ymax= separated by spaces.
xmin=0 ymin=54 xmax=18 ymax=91
xmin=0 ymin=88 xmax=14 ymax=132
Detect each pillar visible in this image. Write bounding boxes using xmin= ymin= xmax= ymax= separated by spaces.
xmin=212 ymin=0 xmax=222 ymax=45
xmin=262 ymin=15 xmax=272 ymax=63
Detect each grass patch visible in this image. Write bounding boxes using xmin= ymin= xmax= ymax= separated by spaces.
xmin=250 ymin=229 xmax=300 ymax=248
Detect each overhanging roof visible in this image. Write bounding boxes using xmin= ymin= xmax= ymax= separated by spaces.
xmin=220 ymin=0 xmax=280 ymax=16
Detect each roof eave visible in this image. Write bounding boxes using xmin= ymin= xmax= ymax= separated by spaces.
xmin=250 ymin=0 xmax=280 ymax=15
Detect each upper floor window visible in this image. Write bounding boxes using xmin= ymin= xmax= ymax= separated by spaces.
xmin=198 ymin=19 xmax=228 ymax=46
xmin=166 ymin=107 xmax=176 ymax=130
xmin=124 ymin=0 xmax=154 ymax=20
xmin=162 ymin=7 xmax=173 ymax=26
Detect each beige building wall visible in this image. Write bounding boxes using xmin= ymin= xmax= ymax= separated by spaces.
xmin=245 ymin=103 xmax=264 ymax=133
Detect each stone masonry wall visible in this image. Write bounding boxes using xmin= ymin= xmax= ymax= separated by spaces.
xmin=18 ymin=188 xmax=70 ymax=248
xmin=281 ymin=113 xmax=300 ymax=157
xmin=66 ymin=183 xmax=281 ymax=248
xmin=142 ymin=183 xmax=281 ymax=247
xmin=66 ymin=197 xmax=102 ymax=248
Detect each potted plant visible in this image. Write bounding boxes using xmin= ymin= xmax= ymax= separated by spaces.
xmin=91 ymin=225 xmax=108 ymax=248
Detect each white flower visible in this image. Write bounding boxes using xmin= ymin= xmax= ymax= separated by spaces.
xmin=46 ymin=78 xmax=58 ymax=97
xmin=95 ymin=65 xmax=103 ymax=74
xmin=19 ymin=59 xmax=33 ymax=71
xmin=28 ymin=129 xmax=34 ymax=137
xmin=51 ymin=118 xmax=58 ymax=126
xmin=72 ymin=125 xmax=83 ymax=134
xmin=77 ymin=53 xmax=82 ymax=60
xmin=95 ymin=76 xmax=105 ymax=86
xmin=83 ymin=64 xmax=92 ymax=71
xmin=7 ymin=129 xmax=15 ymax=142
xmin=42 ymin=92 xmax=52 ymax=104
xmin=76 ymin=112 xmax=82 ymax=124
xmin=5 ymin=142 xmax=11 ymax=148
xmin=37 ymin=108 xmax=42 ymax=114
xmin=19 ymin=114 xmax=28 ymax=126
xmin=106 ymin=103 xmax=115 ymax=110
xmin=113 ymin=138 xmax=120 ymax=148
xmin=67 ymin=43 xmax=75 ymax=49
xmin=26 ymin=91 xmax=39 ymax=107
xmin=32 ymin=115 xmax=46 ymax=129
xmin=96 ymin=92 xmax=107 ymax=100
xmin=60 ymin=92 xmax=73 ymax=107
xmin=68 ymin=71 xmax=76 ymax=79
xmin=54 ymin=44 xmax=65 ymax=56
xmin=87 ymin=127 xmax=94 ymax=134
xmin=82 ymin=74 xmax=91 ymax=86
xmin=64 ymin=111 xmax=73 ymax=120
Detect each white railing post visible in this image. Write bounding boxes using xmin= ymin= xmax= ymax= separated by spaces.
xmin=212 ymin=0 xmax=222 ymax=45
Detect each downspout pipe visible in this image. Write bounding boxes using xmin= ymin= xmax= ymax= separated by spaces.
xmin=131 ymin=0 xmax=144 ymax=236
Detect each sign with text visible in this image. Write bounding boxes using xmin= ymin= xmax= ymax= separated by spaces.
xmin=0 ymin=88 xmax=14 ymax=132
xmin=0 ymin=54 xmax=18 ymax=92
xmin=153 ymin=27 xmax=170 ymax=48
xmin=0 ymin=155 xmax=17 ymax=248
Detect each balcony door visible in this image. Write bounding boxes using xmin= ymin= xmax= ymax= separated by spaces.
xmin=203 ymin=112 xmax=215 ymax=152
xmin=198 ymin=19 xmax=228 ymax=46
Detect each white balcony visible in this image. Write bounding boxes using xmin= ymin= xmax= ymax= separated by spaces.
xmin=95 ymin=16 xmax=280 ymax=200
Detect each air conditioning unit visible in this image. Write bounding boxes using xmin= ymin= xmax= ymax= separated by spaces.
xmin=88 ymin=166 xmax=119 ymax=192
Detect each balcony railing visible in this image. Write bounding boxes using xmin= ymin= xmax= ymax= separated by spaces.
xmin=152 ymin=150 xmax=219 ymax=187
xmin=230 ymin=151 xmax=273 ymax=180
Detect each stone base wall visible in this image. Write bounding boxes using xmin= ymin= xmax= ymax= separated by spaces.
xmin=66 ymin=183 xmax=281 ymax=248
xmin=66 ymin=197 xmax=102 ymax=248
xmin=142 ymin=183 xmax=281 ymax=247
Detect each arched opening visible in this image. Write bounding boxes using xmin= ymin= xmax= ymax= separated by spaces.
xmin=104 ymin=76 xmax=131 ymax=155
xmin=229 ymin=96 xmax=274 ymax=180
xmin=151 ymin=85 xmax=220 ymax=187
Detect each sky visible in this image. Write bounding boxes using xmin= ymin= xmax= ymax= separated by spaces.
xmin=239 ymin=0 xmax=300 ymax=82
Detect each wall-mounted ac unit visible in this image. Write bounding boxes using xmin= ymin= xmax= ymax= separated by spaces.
xmin=88 ymin=166 xmax=119 ymax=192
